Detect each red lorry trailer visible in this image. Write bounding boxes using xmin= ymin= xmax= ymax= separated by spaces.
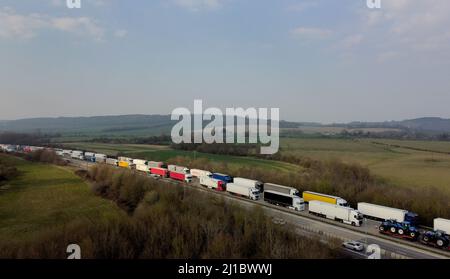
xmin=150 ymin=167 xmax=169 ymax=178
xmin=169 ymin=171 xmax=193 ymax=183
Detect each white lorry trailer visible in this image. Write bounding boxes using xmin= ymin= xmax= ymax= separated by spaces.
xmin=263 ymin=183 xmax=304 ymax=211
xmin=434 ymin=218 xmax=450 ymax=235
xmin=357 ymin=202 xmax=418 ymax=223
xmin=148 ymin=161 xmax=166 ymax=168
xmin=226 ymin=183 xmax=260 ymax=200
xmin=133 ymin=159 xmax=148 ymax=166
xmin=136 ymin=164 xmax=150 ymax=173
xmin=62 ymin=150 xmax=72 ymax=157
xmin=233 ymin=177 xmax=263 ymax=192
xmin=71 ymin=150 xmax=84 ymax=160
xmin=264 ymin=183 xmax=299 ymax=197
xmin=199 ymin=176 xmax=225 ymax=191
xmin=95 ymin=154 xmax=107 ymax=163
xmin=309 ymin=200 xmax=363 ymax=227
xmin=106 ymin=158 xmax=118 ymax=166
xmin=168 ymin=165 xmax=190 ymax=174
xmin=190 ymin=169 xmax=212 ymax=178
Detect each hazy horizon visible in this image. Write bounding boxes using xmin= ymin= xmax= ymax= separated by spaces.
xmin=1 ymin=0 xmax=450 ymax=123
xmin=1 ymin=112 xmax=449 ymax=125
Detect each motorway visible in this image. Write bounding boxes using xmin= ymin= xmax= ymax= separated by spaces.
xmin=68 ymin=159 xmax=450 ymax=259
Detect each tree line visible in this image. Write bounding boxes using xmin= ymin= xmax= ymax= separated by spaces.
xmin=0 ymin=132 xmax=56 ymax=146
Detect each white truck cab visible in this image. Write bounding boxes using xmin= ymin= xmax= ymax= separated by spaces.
xmin=185 ymin=174 xmax=193 ymax=183
xmin=292 ymin=197 xmax=306 ymax=211
xmin=249 ymin=187 xmax=260 ymax=200
xmin=351 ymin=210 xmax=364 ymax=226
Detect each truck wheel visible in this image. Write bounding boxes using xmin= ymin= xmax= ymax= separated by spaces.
xmin=409 ymin=232 xmax=416 ymax=238
xmin=379 ymin=226 xmax=385 ymax=232
xmin=423 ymin=236 xmax=429 ymax=242
xmin=437 ymin=239 xmax=444 ymax=247
xmin=390 ymin=227 xmax=396 ymax=233
xmin=351 ymin=222 xmax=355 ymax=226
xmin=398 ymin=229 xmax=404 ymax=235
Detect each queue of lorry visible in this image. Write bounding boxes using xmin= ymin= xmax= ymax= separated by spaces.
xmin=2 ymin=144 xmax=450 ymax=251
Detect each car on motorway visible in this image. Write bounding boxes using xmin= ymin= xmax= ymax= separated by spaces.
xmin=342 ymin=241 xmax=365 ymax=252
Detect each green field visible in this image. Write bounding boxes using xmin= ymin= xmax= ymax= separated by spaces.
xmin=0 ymin=154 xmax=124 ymax=242
xmin=280 ymin=138 xmax=450 ymax=193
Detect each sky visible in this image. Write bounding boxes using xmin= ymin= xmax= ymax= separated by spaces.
xmin=1 ymin=0 xmax=450 ymax=123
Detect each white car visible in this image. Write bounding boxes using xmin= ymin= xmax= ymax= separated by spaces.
xmin=342 ymin=241 xmax=364 ymax=252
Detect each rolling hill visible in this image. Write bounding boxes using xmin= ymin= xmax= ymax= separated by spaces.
xmin=1 ymin=115 xmax=450 ymax=137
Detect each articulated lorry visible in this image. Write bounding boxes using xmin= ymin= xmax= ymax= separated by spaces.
xmin=200 ymin=176 xmax=225 ymax=191
xmin=303 ymin=191 xmax=348 ymax=207
xmin=357 ymin=202 xmax=418 ymax=224
xmin=309 ymin=200 xmax=363 ymax=226
xmin=263 ymin=183 xmax=304 ymax=211
xmin=233 ymin=177 xmax=263 ymax=192
xmin=150 ymin=167 xmax=169 ymax=178
xmin=169 ymin=171 xmax=193 ymax=183
xmin=226 ymin=183 xmax=260 ymax=200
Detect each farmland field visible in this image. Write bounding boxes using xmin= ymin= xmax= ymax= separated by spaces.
xmin=64 ymin=142 xmax=170 ymax=156
xmin=0 ymin=154 xmax=124 ymax=242
xmin=282 ymin=126 xmax=402 ymax=135
xmin=280 ymin=138 xmax=450 ymax=193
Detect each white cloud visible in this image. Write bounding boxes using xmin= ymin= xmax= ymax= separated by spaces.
xmin=290 ymin=27 xmax=332 ymax=39
xmin=328 ymin=0 xmax=450 ymax=63
xmin=172 ymin=0 xmax=224 ymax=11
xmin=51 ymin=17 xmax=104 ymax=40
xmin=0 ymin=8 xmax=47 ymax=39
xmin=360 ymin=0 xmax=450 ymax=54
xmin=0 ymin=8 xmax=104 ymax=41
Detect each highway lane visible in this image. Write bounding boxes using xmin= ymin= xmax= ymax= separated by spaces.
xmin=67 ymin=158 xmax=449 ymax=259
